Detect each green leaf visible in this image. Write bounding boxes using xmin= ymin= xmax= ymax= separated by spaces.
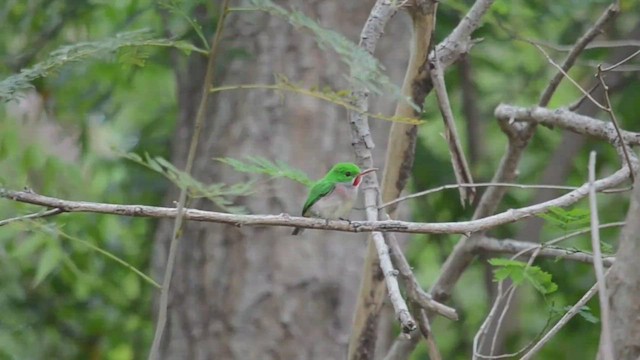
xmin=32 ymin=244 xmax=63 ymax=287
xmin=0 ymin=30 xmax=206 ymax=102
xmin=217 ymin=156 xmax=313 ymax=186
xmin=11 ymin=234 xmax=45 ymax=258
xmin=250 ymin=0 xmax=416 ymax=110
xmin=600 ymin=241 xmax=614 ymax=254
xmin=565 ymin=305 xmax=599 ymax=324
xmin=488 ymin=258 xmax=558 ymax=295
xmin=538 ymin=206 xmax=590 ymax=231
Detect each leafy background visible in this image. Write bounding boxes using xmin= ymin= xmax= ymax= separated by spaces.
xmin=1 ymin=0 xmax=639 ymax=359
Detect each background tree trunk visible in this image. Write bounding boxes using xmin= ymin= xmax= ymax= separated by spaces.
xmin=152 ymin=1 xmax=409 ymax=358
xmin=605 ymin=172 xmax=640 ymax=359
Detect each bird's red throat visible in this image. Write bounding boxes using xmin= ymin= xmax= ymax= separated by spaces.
xmin=352 ymin=168 xmax=377 ymax=187
xmin=352 ymin=175 xmax=363 ymax=187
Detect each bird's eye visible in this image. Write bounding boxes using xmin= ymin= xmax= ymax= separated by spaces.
xmin=345 ymin=171 xmax=351 ymax=177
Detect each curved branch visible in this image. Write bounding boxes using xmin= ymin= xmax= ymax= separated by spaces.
xmin=1 ymin=163 xmax=631 ymax=235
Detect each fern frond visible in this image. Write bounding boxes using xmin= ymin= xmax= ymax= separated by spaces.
xmin=123 ymin=152 xmax=251 ymax=213
xmin=0 ymin=29 xmax=206 ymax=102
xmin=211 ymin=74 xmax=422 ymax=124
xmin=250 ymin=0 xmax=416 ymax=110
xmin=217 ymin=156 xmax=313 ymax=187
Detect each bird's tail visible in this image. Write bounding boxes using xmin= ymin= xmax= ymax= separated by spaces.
xmin=291 ymin=227 xmax=304 ymax=235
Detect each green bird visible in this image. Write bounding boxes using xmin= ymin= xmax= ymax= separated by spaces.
xmin=291 ymin=162 xmax=377 ymax=235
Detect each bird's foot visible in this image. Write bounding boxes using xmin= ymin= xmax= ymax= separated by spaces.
xmin=339 ymin=217 xmax=352 ymax=225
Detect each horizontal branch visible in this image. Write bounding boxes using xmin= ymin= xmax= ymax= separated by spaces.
xmin=494 ymin=105 xmax=640 ymax=145
xmin=0 ymin=162 xmax=631 ymax=235
xmin=474 ymin=237 xmax=615 ymax=267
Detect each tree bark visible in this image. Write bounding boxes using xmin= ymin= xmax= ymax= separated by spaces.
xmin=605 ymin=172 xmax=640 ymax=359
xmin=152 ymin=1 xmax=407 ymax=359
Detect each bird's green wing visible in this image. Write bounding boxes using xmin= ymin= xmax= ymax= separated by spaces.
xmin=301 ymin=180 xmax=335 ymax=216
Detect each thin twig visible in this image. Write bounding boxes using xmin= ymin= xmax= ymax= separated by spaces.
xmin=210 ymin=82 xmax=421 ymax=124
xmin=490 ymin=248 xmax=541 ymax=356
xmin=537 ymin=2 xmax=619 ymax=106
xmin=429 ymin=47 xmax=476 ymax=204
xmin=530 ymin=39 xmax=640 ymax=52
xmin=474 ymin=248 xmax=540 ymax=360
xmin=567 ymin=82 xmax=600 ymax=111
xmin=415 ymin=307 xmax=442 ymax=360
xmin=475 ymin=237 xmax=617 ymax=267
xmin=489 ymin=285 xmax=517 ymax=356
xmin=519 ymin=275 xmax=605 ymax=360
xmin=31 ymin=221 xmax=162 ymax=288
xmin=148 ymin=1 xmax=230 ymax=359
xmin=380 ymin=182 xmax=591 ymax=210
xmin=601 ymin=48 xmax=640 ymax=71
xmin=595 ymin=65 xmax=635 ymax=183
xmin=473 ymin=280 xmax=509 ymax=360
xmin=588 ymin=152 xmax=613 ymax=360
xmin=532 ymin=42 xmax=607 ymax=111
xmin=0 ymin=208 xmax=62 ymax=226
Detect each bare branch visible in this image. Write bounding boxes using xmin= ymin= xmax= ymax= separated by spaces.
xmin=380 ymin=182 xmax=590 ymax=210
xmin=347 ymin=1 xmax=411 ymax=357
xmin=588 ymin=152 xmax=614 ymax=360
xmin=433 ymin=0 xmax=496 ymax=68
xmin=520 ymin=275 xmax=605 ymax=360
xmin=414 ymin=306 xmax=442 ymax=360
xmin=494 ymin=105 xmax=640 ymax=145
xmin=596 ymin=65 xmax=635 ymax=183
xmin=474 ymin=237 xmax=616 ymax=267
xmin=431 ymin=0 xmax=621 ymax=320
xmin=532 ymin=39 xmax=640 ymax=52
xmin=429 ymin=49 xmax=476 ymax=204
xmin=567 ymin=83 xmax=600 ymax=111
xmin=537 ymin=2 xmax=619 ymax=106
xmin=1 ymin=161 xmax=632 ymax=234
xmin=374 ymin=230 xmax=416 ymax=333
xmin=0 ymin=208 xmax=63 ymax=227
xmin=532 ymin=42 xmax=607 ymax=110
xmin=601 ymin=48 xmax=640 ymax=71
xmin=386 ymin=228 xmax=459 ymax=320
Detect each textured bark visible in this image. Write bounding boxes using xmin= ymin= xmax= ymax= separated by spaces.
xmin=606 ymin=173 xmax=640 ymax=359
xmin=152 ymin=1 xmax=407 ymax=359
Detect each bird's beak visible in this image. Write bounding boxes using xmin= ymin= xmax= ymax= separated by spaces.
xmin=359 ymin=167 xmax=378 ymax=176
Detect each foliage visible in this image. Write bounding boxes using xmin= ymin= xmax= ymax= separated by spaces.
xmin=0 ymin=29 xmax=205 ymax=102
xmin=488 ymin=258 xmax=559 ymax=295
xmin=125 ymin=152 xmax=251 ymax=213
xmin=211 ymin=74 xmax=423 ymax=124
xmin=250 ymin=0 xmax=416 ymax=109
xmin=1 ymin=0 xmax=639 ymax=359
xmin=537 ymin=206 xmax=591 ymax=232
xmin=217 ymin=156 xmax=313 ymax=187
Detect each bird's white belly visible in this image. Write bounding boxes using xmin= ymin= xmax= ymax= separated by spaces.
xmin=307 ymin=183 xmax=357 ymax=219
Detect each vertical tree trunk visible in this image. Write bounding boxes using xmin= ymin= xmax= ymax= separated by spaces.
xmin=152 ymin=1 xmax=408 ymax=358
xmin=605 ymin=172 xmax=640 ymax=359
